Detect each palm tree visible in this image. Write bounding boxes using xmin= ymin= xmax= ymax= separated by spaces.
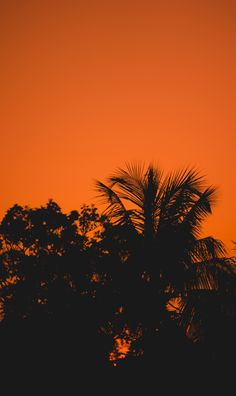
xmin=95 ymin=163 xmax=236 ymax=359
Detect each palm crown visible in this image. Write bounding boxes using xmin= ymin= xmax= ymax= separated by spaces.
xmin=96 ymin=163 xmax=225 ymax=269
xmin=96 ymin=163 xmax=235 ymax=338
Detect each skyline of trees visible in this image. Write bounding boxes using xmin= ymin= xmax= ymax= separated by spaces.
xmin=0 ymin=163 xmax=235 ymax=374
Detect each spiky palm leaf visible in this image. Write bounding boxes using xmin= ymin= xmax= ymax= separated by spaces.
xmin=95 ymin=181 xmax=135 ymax=229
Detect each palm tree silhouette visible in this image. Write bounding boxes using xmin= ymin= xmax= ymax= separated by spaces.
xmin=95 ymin=163 xmax=235 ymax=359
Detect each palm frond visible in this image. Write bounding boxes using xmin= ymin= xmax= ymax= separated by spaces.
xmin=108 ymin=163 xmax=163 ymax=237
xmin=184 ymin=256 xmax=236 ymax=292
xmin=142 ymin=165 xmax=162 ymax=237
xmin=180 ymin=186 xmax=217 ymax=238
xmin=108 ymin=163 xmax=146 ymax=209
xmin=157 ymin=168 xmax=205 ymax=228
xmin=185 ymin=262 xmax=217 ymax=291
xmin=95 ymin=181 xmax=134 ymax=227
xmin=178 ymin=257 xmax=236 ymax=340
xmin=189 ymin=237 xmax=226 ymax=263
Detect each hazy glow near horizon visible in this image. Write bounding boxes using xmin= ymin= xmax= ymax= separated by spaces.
xmin=1 ymin=1 xmax=235 ymax=252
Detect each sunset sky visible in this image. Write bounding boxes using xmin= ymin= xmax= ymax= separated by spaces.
xmin=1 ymin=0 xmax=235 ymax=252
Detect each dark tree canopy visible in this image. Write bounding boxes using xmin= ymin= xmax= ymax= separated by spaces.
xmin=0 ymin=164 xmax=235 ymax=384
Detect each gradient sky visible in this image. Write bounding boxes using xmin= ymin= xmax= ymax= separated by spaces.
xmin=1 ymin=0 xmax=235 ymax=252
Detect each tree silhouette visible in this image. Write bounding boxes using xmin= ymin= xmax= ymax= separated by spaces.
xmin=0 ymin=200 xmax=80 ymax=319
xmin=96 ymin=163 xmax=236 ymax=364
xmin=0 ymin=200 xmax=113 ymax=372
xmin=0 ymin=165 xmax=235 ymax=376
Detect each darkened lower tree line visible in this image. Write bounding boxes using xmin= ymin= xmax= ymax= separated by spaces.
xmin=0 ymin=164 xmax=235 ymax=378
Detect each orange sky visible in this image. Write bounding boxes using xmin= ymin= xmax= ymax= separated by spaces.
xmin=1 ymin=0 xmax=235 ymax=253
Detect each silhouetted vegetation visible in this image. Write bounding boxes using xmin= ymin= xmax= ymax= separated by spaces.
xmin=0 ymin=164 xmax=235 ymax=381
